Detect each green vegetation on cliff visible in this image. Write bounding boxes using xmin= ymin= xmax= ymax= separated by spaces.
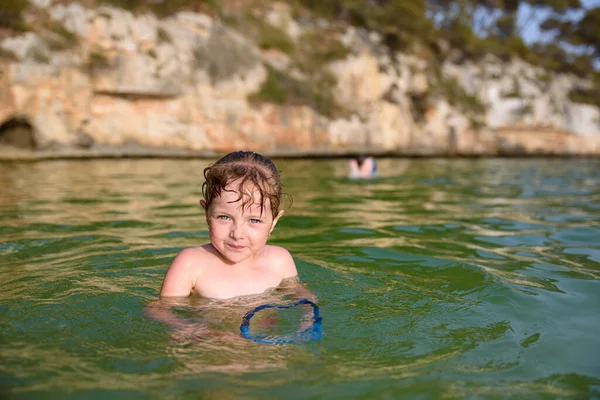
xmin=249 ymin=66 xmax=343 ymax=118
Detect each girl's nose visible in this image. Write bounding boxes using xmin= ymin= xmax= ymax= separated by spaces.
xmin=229 ymin=222 xmax=245 ymax=239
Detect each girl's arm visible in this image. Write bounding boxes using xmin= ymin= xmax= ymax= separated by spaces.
xmin=279 ymin=276 xmax=318 ymax=303
xmin=159 ymin=248 xmax=197 ymax=297
xmin=272 ymin=247 xmax=316 ymax=301
xmin=147 ymin=250 xmax=201 ymax=337
xmin=144 ymin=297 xmax=196 ymax=330
xmin=278 ymin=247 xmax=298 ymax=280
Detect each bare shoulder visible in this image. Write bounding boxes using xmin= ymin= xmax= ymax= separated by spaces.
xmin=265 ymin=245 xmax=294 ymax=262
xmin=160 ymin=246 xmax=210 ymax=297
xmin=172 ymin=245 xmax=219 ymax=270
xmin=171 ymin=246 xmax=207 ymax=266
xmin=264 ymin=245 xmax=298 ymax=279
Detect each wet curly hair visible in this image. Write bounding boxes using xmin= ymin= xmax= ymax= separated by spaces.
xmin=202 ymin=151 xmax=290 ymax=217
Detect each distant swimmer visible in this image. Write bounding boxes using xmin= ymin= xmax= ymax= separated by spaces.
xmin=349 ymin=155 xmax=377 ymax=179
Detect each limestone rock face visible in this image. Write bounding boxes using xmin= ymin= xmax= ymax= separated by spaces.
xmin=0 ymin=1 xmax=599 ymax=157
xmin=443 ymin=59 xmax=600 ymax=137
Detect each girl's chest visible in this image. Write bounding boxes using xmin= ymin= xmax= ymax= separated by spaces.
xmin=195 ymin=265 xmax=282 ymax=299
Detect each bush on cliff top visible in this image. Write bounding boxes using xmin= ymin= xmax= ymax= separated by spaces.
xmin=0 ymin=0 xmax=29 ymax=32
xmin=96 ymin=0 xmax=220 ymax=17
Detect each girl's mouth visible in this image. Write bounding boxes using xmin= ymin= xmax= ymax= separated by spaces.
xmin=227 ymin=243 xmax=244 ymax=251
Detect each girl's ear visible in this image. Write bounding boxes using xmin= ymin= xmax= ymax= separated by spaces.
xmin=200 ymin=200 xmax=207 ymax=211
xmin=269 ymin=210 xmax=285 ymax=234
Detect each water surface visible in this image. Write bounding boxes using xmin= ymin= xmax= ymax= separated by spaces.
xmin=1 ymin=158 xmax=599 ymax=399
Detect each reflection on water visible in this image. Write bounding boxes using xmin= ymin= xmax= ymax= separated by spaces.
xmin=1 ymin=158 xmax=599 ymax=399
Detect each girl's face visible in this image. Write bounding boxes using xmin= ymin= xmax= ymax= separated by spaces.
xmin=201 ymin=183 xmax=283 ymax=265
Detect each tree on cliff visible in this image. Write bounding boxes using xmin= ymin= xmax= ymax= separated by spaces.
xmin=295 ymin=0 xmax=433 ymax=49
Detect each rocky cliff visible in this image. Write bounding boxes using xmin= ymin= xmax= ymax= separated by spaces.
xmin=1 ymin=1 xmax=599 ymax=158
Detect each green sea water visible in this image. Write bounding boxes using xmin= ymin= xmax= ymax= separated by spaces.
xmin=1 ymin=158 xmax=599 ymax=399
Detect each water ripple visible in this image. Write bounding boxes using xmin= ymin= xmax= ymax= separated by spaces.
xmin=1 ymin=158 xmax=599 ymax=399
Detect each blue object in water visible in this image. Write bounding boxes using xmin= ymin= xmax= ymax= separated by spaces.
xmin=240 ymin=299 xmax=323 ymax=345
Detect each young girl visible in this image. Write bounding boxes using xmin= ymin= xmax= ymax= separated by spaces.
xmin=159 ymin=151 xmax=298 ymax=300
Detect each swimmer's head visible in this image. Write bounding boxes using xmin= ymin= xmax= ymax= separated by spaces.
xmin=353 ymin=155 xmax=369 ymax=167
xmin=201 ymin=151 xmax=289 ymax=217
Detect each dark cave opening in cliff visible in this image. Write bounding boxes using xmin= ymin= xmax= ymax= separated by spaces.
xmin=0 ymin=118 xmax=36 ymax=149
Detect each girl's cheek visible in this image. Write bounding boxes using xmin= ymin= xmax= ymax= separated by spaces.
xmin=250 ymin=222 xmax=269 ymax=232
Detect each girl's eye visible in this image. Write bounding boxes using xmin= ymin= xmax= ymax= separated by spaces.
xmin=250 ymin=219 xmax=261 ymax=224
xmin=217 ymin=215 xmax=230 ymax=220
